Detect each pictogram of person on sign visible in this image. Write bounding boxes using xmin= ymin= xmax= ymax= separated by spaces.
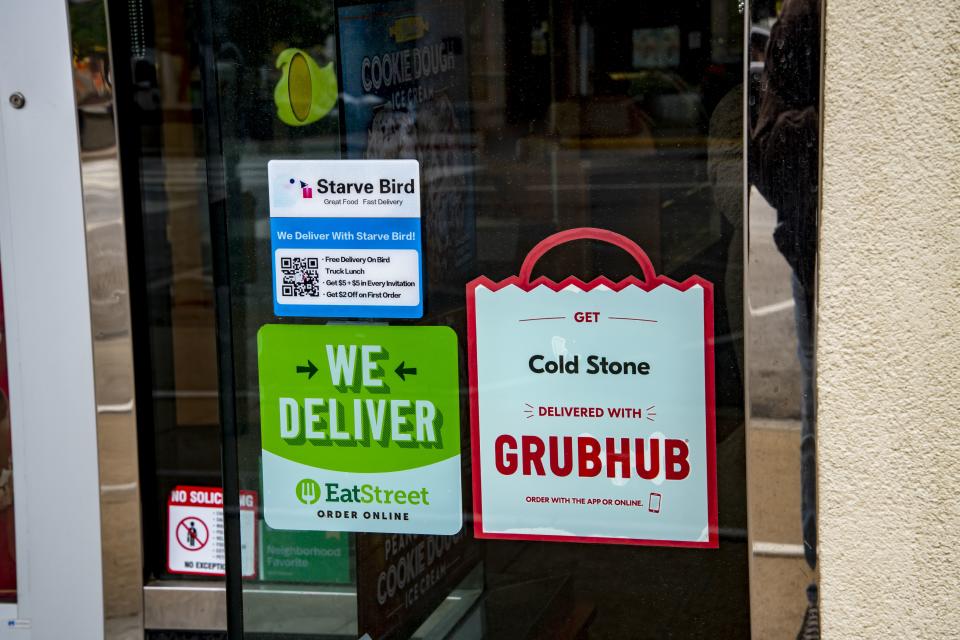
xmin=176 ymin=517 xmax=208 ymax=551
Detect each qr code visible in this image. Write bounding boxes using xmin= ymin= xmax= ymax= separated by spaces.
xmin=280 ymin=257 xmax=320 ymax=297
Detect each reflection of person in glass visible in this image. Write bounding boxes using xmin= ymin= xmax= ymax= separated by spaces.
xmin=752 ymin=0 xmax=821 ymax=636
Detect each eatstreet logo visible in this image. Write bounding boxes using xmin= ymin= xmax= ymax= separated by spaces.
xmin=295 ymin=479 xmax=430 ymax=507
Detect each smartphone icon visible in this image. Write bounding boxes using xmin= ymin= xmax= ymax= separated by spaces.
xmin=648 ymin=492 xmax=662 ymax=513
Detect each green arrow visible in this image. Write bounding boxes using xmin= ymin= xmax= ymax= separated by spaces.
xmin=394 ymin=361 xmax=417 ymax=381
xmin=296 ymin=360 xmax=318 ymax=379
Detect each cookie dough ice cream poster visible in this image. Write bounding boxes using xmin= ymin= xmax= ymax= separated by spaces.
xmin=336 ymin=0 xmax=476 ymax=284
xmin=467 ymin=228 xmax=718 ymax=547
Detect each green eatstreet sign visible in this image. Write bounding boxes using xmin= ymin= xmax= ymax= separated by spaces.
xmin=257 ymin=324 xmax=462 ymax=534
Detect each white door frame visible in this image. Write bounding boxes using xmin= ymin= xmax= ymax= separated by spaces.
xmin=0 ymin=0 xmax=110 ymax=637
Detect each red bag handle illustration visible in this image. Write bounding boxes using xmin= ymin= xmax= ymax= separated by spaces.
xmin=518 ymin=227 xmax=658 ymax=286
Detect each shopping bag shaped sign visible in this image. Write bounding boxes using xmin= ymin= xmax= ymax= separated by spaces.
xmin=467 ymin=228 xmax=717 ymax=547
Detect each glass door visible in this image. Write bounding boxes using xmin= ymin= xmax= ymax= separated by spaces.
xmin=196 ymin=0 xmax=750 ymax=637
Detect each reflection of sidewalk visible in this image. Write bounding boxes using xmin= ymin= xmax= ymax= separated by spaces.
xmin=748 ymin=182 xmax=816 ymax=636
xmin=748 ymin=418 xmax=815 ymax=638
xmin=749 ymin=187 xmax=802 ymax=420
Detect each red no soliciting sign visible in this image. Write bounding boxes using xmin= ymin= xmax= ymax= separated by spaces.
xmin=166 ymin=485 xmax=258 ymax=577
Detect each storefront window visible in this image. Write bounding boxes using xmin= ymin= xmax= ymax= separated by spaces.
xmin=115 ymin=0 xmax=820 ymax=636
xmin=201 ymin=0 xmax=748 ymax=636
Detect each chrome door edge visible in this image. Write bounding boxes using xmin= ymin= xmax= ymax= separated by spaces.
xmin=67 ymin=1 xmax=144 ymax=637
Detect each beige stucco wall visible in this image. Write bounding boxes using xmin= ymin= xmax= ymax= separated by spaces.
xmin=817 ymin=1 xmax=960 ymax=637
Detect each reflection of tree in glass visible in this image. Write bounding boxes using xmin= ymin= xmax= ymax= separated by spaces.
xmin=69 ymin=0 xmax=108 ymax=61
